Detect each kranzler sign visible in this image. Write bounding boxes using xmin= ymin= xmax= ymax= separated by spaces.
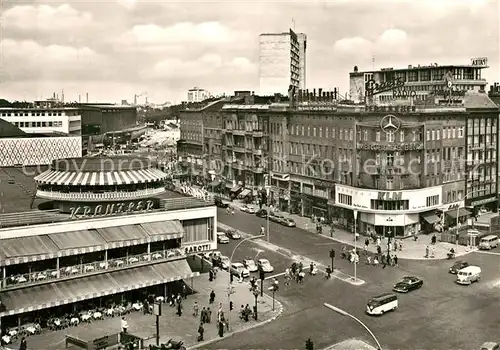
xmin=70 ymin=200 xmax=155 ymax=219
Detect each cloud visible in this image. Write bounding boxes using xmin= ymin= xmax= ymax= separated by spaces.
xmin=333 ymin=36 xmax=373 ymax=56
xmin=1 ymin=39 xmax=108 ymax=81
xmin=144 ymin=54 xmax=224 ymax=80
xmin=1 ymin=4 xmax=93 ymax=32
xmin=333 ymin=29 xmax=410 ymax=58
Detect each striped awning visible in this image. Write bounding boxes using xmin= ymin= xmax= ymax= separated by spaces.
xmin=0 ymin=223 xmax=185 ymax=267
xmin=0 ymin=260 xmax=199 ymax=317
xmin=239 ymin=189 xmax=251 ymax=197
xmin=34 ymin=168 xmax=168 ymax=186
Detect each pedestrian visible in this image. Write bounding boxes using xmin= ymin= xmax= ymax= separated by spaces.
xmin=209 ymin=290 xmax=215 ymax=304
xmin=19 ymin=337 xmax=27 ymax=350
xmin=176 ymin=302 xmax=182 ymax=316
xmin=182 ymin=284 xmax=188 ymax=299
xmin=193 ymin=302 xmax=199 ymax=317
xmin=366 ymin=256 xmax=371 ymax=265
xmin=399 ymin=239 xmax=403 ymax=251
xmin=393 ymin=241 xmax=397 ymax=252
xmin=206 ymin=307 xmax=212 ymax=323
xmin=197 ymin=323 xmax=204 ymax=342
xmin=326 ymin=265 xmax=332 ymax=279
xmin=394 ymin=255 xmax=399 ymax=267
xmin=425 ymin=245 xmax=429 ymax=258
xmin=121 ymin=317 xmax=128 ymax=333
xmin=373 ymin=257 xmax=379 ymax=266
xmin=200 ymin=307 xmax=206 ymax=323
xmin=364 ymin=238 xmax=369 ymax=252
xmin=218 ymin=319 xmax=224 ymax=337
xmin=330 ymin=226 xmax=335 ymax=237
xmin=377 ymin=245 xmax=382 ymax=255
xmin=376 ymin=237 xmax=381 ymax=247
xmin=382 ymin=254 xmax=387 ymax=269
xmin=209 ymin=269 xmax=213 ymax=282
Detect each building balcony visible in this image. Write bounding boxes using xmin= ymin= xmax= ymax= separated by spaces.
xmin=1 ymin=248 xmax=185 ymax=291
xmin=253 ymin=167 xmax=264 ymax=173
xmin=252 ymin=131 xmax=264 ymax=138
xmin=232 ymin=129 xmax=245 ymax=136
xmin=233 ymin=146 xmax=246 ymax=153
xmin=36 ymin=187 xmax=166 ymax=202
xmin=467 ymin=144 xmax=484 ymax=151
xmin=232 ymin=162 xmax=245 ymax=170
xmin=487 ymin=143 xmax=496 ymax=149
xmin=253 ymin=149 xmax=263 ymax=156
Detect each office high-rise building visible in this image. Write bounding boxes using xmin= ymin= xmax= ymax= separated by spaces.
xmin=259 ymin=29 xmax=307 ymax=96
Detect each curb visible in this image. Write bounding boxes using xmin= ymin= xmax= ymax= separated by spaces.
xmin=217 ymin=223 xmax=365 ymax=286
xmin=187 ymin=298 xmax=284 ymax=350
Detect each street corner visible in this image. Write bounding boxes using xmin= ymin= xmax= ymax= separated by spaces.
xmin=187 ymin=297 xmax=284 ymax=350
xmin=331 ymin=269 xmax=366 ymax=286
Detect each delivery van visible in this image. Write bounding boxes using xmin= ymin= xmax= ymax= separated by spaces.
xmin=456 ymin=266 xmax=481 ymax=285
xmin=479 ymin=235 xmax=499 ymax=250
xmin=366 ymin=293 xmax=398 ymax=315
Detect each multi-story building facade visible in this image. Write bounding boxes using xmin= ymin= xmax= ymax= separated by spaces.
xmin=349 ymin=58 xmax=488 ymax=104
xmin=488 ymin=82 xmax=500 ymax=187
xmin=259 ymin=29 xmax=307 ymax=96
xmin=187 ymin=87 xmax=211 ymax=103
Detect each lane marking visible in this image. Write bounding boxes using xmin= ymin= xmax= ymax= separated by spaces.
xmin=264 ymin=272 xmax=286 ymax=280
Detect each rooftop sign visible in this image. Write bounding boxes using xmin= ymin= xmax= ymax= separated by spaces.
xmin=471 ymin=57 xmax=488 ymax=67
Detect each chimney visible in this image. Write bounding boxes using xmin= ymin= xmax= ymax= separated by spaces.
xmin=62 ymin=90 xmax=65 ymax=103
xmin=305 ymin=89 xmax=309 ymax=101
xmin=53 ymin=92 xmax=56 ymax=99
xmin=334 ymin=88 xmax=338 ymax=100
xmin=318 ymin=88 xmax=323 ymax=101
xmin=86 ymin=93 xmax=89 ymax=103
xmin=313 ymin=89 xmax=316 ymax=101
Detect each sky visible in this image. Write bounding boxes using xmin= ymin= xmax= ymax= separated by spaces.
xmin=0 ymin=0 xmax=499 ymax=104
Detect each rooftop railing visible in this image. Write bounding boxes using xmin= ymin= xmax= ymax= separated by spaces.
xmin=36 ymin=188 xmax=165 ymax=201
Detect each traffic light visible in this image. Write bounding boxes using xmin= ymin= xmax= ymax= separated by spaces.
xmin=305 ymin=338 xmax=314 ymax=350
xmin=259 ymin=269 xmax=265 ymax=281
xmin=329 ymin=249 xmax=335 ymax=258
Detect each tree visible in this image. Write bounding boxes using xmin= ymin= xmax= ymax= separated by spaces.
xmin=305 ymin=338 xmax=314 ymax=350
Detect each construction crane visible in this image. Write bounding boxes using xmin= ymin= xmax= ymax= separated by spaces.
xmin=134 ymin=92 xmax=147 ymax=105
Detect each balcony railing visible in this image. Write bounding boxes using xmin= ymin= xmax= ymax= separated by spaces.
xmin=233 ymin=146 xmax=245 ymax=153
xmin=253 ymin=149 xmax=263 ymax=155
xmin=1 ymin=248 xmax=184 ymax=290
xmin=36 ymin=188 xmax=165 ymax=202
xmin=253 ymin=167 xmax=264 ymax=173
xmin=232 ymin=162 xmax=245 ymax=170
xmin=252 ymin=131 xmax=264 ymax=137
xmin=232 ymin=129 xmax=245 ymax=136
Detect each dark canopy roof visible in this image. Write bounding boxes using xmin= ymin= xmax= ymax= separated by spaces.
xmin=0 ymin=118 xmax=26 ymax=138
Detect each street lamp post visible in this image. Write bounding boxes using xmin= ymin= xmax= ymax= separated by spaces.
xmin=227 ymin=234 xmax=264 ymax=330
xmin=324 ymin=303 xmax=382 ymax=350
xmin=266 ymin=187 xmax=270 ymax=242
xmin=353 ymin=210 xmax=358 ymax=282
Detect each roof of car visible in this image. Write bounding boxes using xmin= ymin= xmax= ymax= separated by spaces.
xmin=232 ymin=262 xmax=243 ymax=266
xmin=258 ymin=258 xmax=269 ymax=262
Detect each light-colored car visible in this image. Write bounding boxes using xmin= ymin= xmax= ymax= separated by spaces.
xmin=242 ymin=259 xmax=258 ymax=272
xmin=281 ymin=217 xmax=296 ymax=227
xmin=481 ymin=342 xmax=499 ymax=350
xmin=203 ymin=250 xmax=221 ymax=260
xmin=219 ymin=256 xmax=230 ymax=270
xmin=257 ymin=258 xmax=274 ymax=273
xmin=230 ymin=262 xmax=250 ymax=278
xmin=240 ymin=205 xmax=256 ymax=214
xmin=217 ymin=232 xmax=230 ymax=244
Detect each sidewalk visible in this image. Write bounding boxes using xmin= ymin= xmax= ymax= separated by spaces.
xmin=324 ymin=338 xmax=378 ymax=350
xmin=9 ymin=271 xmax=281 ymax=350
xmin=223 ymin=198 xmax=475 ymax=260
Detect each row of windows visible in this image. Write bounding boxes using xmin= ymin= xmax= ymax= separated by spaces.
xmin=1 ymin=112 xmax=64 ymax=117
xmin=370 ymin=200 xmax=409 ymax=211
xmin=383 ymin=68 xmax=482 ymax=83
xmin=338 ymin=194 xmax=352 ymax=206
xmin=290 ymin=125 xmax=354 ymax=141
xmin=446 ymin=190 xmax=464 ymax=204
xmin=466 ymin=184 xmax=495 ymax=198
xmin=426 ymin=195 xmax=439 ymax=207
xmin=13 ymin=121 xmax=63 ymax=128
xmin=426 ymin=127 xmax=464 ymax=141
xmin=467 ymin=118 xmax=496 ymax=130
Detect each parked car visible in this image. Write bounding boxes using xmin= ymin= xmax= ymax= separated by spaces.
xmin=449 ymin=260 xmax=469 ymax=274
xmin=217 ymin=232 xmax=230 ymax=244
xmin=257 ymin=258 xmax=274 ymax=273
xmin=203 ymin=250 xmax=221 ymax=260
xmin=392 ymin=276 xmax=424 ymax=293
xmin=281 ymin=217 xmax=296 ymax=227
xmin=242 ymin=259 xmax=258 ymax=272
xmin=269 ymin=214 xmax=281 ymax=223
xmin=240 ymin=205 xmax=256 ymax=214
xmin=226 ymin=229 xmax=241 ymax=240
xmin=219 ymin=256 xmax=230 ymax=270
xmin=215 ymin=198 xmax=229 ymax=208
xmin=230 ymin=263 xmax=250 ymax=278
xmin=255 ymin=209 xmax=268 ymax=218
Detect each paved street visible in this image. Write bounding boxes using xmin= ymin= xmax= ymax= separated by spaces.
xmin=214 ymin=209 xmax=500 ymax=349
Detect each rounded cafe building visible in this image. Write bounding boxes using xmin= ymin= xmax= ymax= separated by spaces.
xmin=34 ymin=157 xmax=168 ymax=216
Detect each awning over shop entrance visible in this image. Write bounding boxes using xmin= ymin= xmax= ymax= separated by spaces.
xmin=421 ymin=212 xmax=440 ymax=224
xmin=0 ymin=259 xmax=199 ymax=317
xmin=446 ymin=208 xmax=472 ymax=219
xmin=239 ymin=189 xmax=251 ymax=197
xmin=230 ymin=186 xmax=241 ymax=193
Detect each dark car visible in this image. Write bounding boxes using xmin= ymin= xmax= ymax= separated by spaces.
xmin=392 ymin=276 xmax=424 ymax=293
xmin=226 ymin=229 xmax=241 ymax=240
xmin=255 ymin=209 xmax=268 ymax=218
xmin=215 ymin=198 xmax=229 ymax=208
xmin=449 ymin=260 xmax=469 ymax=274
